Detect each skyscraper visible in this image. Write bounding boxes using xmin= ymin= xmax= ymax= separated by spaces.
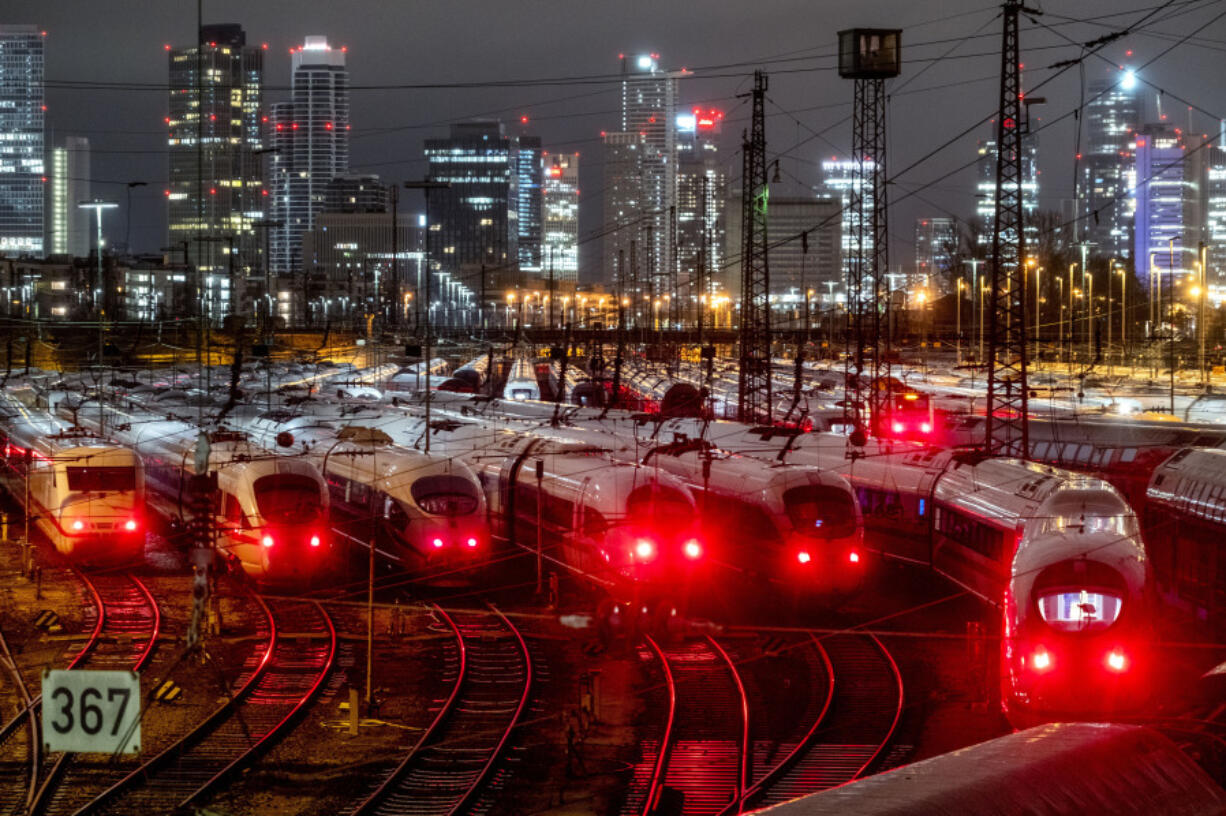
xmin=1134 ymin=123 xmax=1192 ymax=289
xmin=975 ymin=132 xmax=1039 ymax=247
xmin=1201 ymin=141 xmax=1226 ymax=295
xmin=604 ymin=53 xmax=680 ymax=292
xmin=514 ymin=135 xmax=543 ymax=272
xmin=0 ymin=26 xmax=44 ymax=257
xmin=676 ymin=108 xmax=727 ymax=305
xmin=603 ymin=130 xmax=644 ymax=289
xmin=821 ymin=157 xmax=872 ymax=284
xmin=47 ymin=137 xmax=89 ymax=257
xmin=268 ymin=36 xmax=350 ymax=282
xmin=167 ymin=23 xmax=264 ymax=320
xmin=1078 ymin=67 xmax=1140 ymax=259
xmin=914 ymin=216 xmax=957 ymax=286
xmin=542 ymin=153 xmax=579 ymax=283
xmin=425 ymin=121 xmax=516 ymax=294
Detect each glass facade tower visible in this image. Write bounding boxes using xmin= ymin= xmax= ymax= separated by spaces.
xmin=0 ymin=25 xmax=44 ymax=256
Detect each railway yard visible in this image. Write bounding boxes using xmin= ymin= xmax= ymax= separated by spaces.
xmin=1 ymin=343 xmax=1225 ymax=814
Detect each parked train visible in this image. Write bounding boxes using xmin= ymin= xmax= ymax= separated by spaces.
xmin=0 ymin=397 xmax=145 ymax=564
xmin=51 ymin=397 xmax=332 ymax=583
xmin=373 ymin=410 xmax=704 ymax=598
xmin=236 ymin=412 xmax=490 ymax=575
xmin=503 ymin=357 xmax=542 ymax=401
xmin=420 ymin=394 xmax=866 ymax=595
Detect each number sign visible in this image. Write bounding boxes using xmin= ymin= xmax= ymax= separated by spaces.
xmin=41 ymin=670 xmax=141 ymax=754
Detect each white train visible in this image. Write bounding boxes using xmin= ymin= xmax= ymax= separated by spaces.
xmin=0 ymin=397 xmax=145 ymax=564
xmin=503 ymin=357 xmax=542 ymax=401
xmin=236 ymin=412 xmax=490 ymax=574
xmin=53 ymin=397 xmax=332 ymax=583
xmin=371 ymin=410 xmax=703 ymax=596
xmin=420 ymin=394 xmax=866 ymax=595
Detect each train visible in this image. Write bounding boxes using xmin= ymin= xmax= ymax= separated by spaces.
xmin=419 ymin=394 xmax=866 ymax=595
xmin=0 ymin=396 xmax=145 ymax=564
xmin=503 ymin=357 xmax=542 ymax=401
xmin=371 ymin=410 xmax=705 ymax=599
xmin=51 ymin=396 xmax=332 ymax=583
xmin=235 ymin=411 xmax=490 ymax=576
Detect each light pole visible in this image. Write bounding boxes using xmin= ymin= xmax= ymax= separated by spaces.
xmin=78 ymin=200 xmax=118 ymax=317
xmin=956 ymin=277 xmax=965 ymax=365
xmin=403 ymin=180 xmax=451 ymax=454
xmin=963 ymin=259 xmax=982 ymax=361
xmin=1116 ymin=265 xmax=1127 ymax=374
xmin=1067 ymin=262 xmax=1076 ymax=366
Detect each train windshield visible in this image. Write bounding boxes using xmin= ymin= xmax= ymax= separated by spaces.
xmin=1037 ymin=589 xmax=1123 ymax=632
xmin=411 ymin=474 xmax=480 ymax=516
xmin=626 ymin=486 xmax=694 ymax=533
xmin=67 ymin=466 xmax=136 ymax=492
xmin=784 ymin=485 xmax=858 ymax=539
xmin=254 ymin=474 xmax=323 ymax=524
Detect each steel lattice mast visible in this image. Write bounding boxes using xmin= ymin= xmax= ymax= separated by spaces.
xmin=838 ymin=30 xmax=900 ymax=442
xmin=737 ymin=70 xmax=771 ymax=424
xmin=985 ymin=1 xmax=1032 ymax=457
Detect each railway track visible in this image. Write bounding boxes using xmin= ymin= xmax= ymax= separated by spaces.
xmin=0 ymin=569 xmax=157 ymax=816
xmin=72 ymin=593 xmax=336 ymax=816
xmin=30 ymin=573 xmax=162 ymax=816
xmin=625 ymin=631 xmax=902 ymax=815
xmin=350 ymin=604 xmax=532 ymax=816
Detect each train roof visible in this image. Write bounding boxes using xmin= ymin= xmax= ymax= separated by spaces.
xmin=1147 ymin=447 xmax=1226 ymax=523
xmin=758 ymin=723 xmax=1226 ymax=816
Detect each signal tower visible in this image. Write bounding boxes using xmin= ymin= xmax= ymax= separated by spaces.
xmin=838 ymin=29 xmax=901 ymax=442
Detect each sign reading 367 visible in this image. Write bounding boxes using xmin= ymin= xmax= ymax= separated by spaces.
xmin=41 ymin=670 xmax=141 ymax=754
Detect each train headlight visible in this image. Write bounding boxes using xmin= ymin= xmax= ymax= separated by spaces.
xmin=891 ymin=421 xmax=904 ymax=434
xmin=124 ymin=519 xmax=138 ymax=532
xmin=71 ymin=520 xmax=85 ymax=532
xmin=1106 ymin=649 xmax=1128 ymax=673
xmin=1031 ymin=647 xmax=1052 ymax=672
xmin=797 ymin=550 xmax=812 ymax=565
xmin=683 ymin=539 xmax=702 ymax=560
xmin=848 ymin=551 xmax=860 ymax=564
xmin=309 ymin=534 xmax=321 ymax=548
xmin=920 ymin=422 xmax=933 ymax=434
xmin=432 ymin=537 xmax=444 ymax=549
xmin=466 ymin=537 xmax=478 ymax=548
xmin=261 ymin=535 xmax=274 ymax=548
xmin=633 ymin=539 xmax=656 ymax=561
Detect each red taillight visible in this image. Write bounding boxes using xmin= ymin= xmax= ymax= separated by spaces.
xmin=309 ymin=534 xmax=321 ymax=548
xmin=71 ymin=520 xmax=85 ymax=532
xmin=891 ymin=421 xmax=904 ymax=434
xmin=262 ymin=535 xmax=274 ymax=548
xmin=124 ymin=519 xmax=138 ymax=532
xmin=848 ymin=551 xmax=860 ymax=563
xmin=1031 ymin=647 xmax=1052 ymax=672
xmin=1106 ymin=649 xmax=1127 ymax=672
xmin=432 ymin=537 xmax=444 ymax=549
xmin=466 ymin=537 xmax=478 ymax=548
xmin=797 ymin=550 xmax=811 ymax=564
xmin=683 ymin=539 xmax=702 ymax=560
xmin=920 ymin=422 xmax=933 ymax=434
xmin=634 ymin=539 xmax=656 ymax=560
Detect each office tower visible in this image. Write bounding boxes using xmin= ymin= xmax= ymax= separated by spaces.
xmin=268 ymin=36 xmax=350 ymax=283
xmin=603 ymin=130 xmax=645 ymax=291
xmin=47 ymin=137 xmax=90 ymax=256
xmin=514 ymin=135 xmax=543 ymax=272
xmin=425 ymin=121 xmax=516 ymax=296
xmin=0 ymin=26 xmax=44 ymax=256
xmin=1078 ymin=67 xmax=1141 ymax=259
xmin=167 ymin=23 xmax=264 ymax=320
xmin=542 ymin=153 xmax=579 ymax=283
xmin=324 ymin=174 xmax=388 ymax=213
xmin=676 ymin=108 xmax=727 ymax=307
xmin=974 ymin=131 xmax=1039 ymax=247
xmin=915 ymin=216 xmax=957 ymax=287
xmin=1201 ymin=139 xmax=1226 ymax=295
xmin=821 ymin=157 xmax=872 ymax=284
xmin=1134 ymin=123 xmax=1191 ymax=289
xmin=604 ymin=53 xmax=680 ymax=292
xmin=747 ymin=196 xmax=841 ymax=306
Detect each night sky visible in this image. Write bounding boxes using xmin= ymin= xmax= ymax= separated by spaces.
xmin=27 ymin=0 xmax=1226 ymax=281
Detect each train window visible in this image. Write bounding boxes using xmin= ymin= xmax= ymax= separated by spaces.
xmin=412 ymin=475 xmax=480 ymax=516
xmin=254 ymin=474 xmax=323 ymax=523
xmin=1075 ymin=445 xmax=1093 ymax=464
xmin=1121 ymin=448 xmax=1138 ymax=463
xmin=1037 ymin=590 xmax=1122 ymax=632
xmin=626 ymin=486 xmax=694 ymax=533
xmin=66 ymin=466 xmax=136 ymax=492
xmin=1032 ymin=442 xmax=1048 ymax=460
xmin=349 ymin=479 xmax=371 ymax=506
xmin=385 ymin=500 xmax=410 ymax=532
xmin=783 ymin=486 xmax=858 ymax=539
xmin=222 ymin=493 xmax=248 ymax=528
xmin=580 ymin=506 xmax=608 ymax=538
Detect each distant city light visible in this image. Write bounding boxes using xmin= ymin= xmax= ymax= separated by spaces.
xmin=1122 ymin=69 xmax=1137 ymax=90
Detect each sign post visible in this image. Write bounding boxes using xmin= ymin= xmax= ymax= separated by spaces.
xmin=41 ymin=669 xmax=141 ymax=754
